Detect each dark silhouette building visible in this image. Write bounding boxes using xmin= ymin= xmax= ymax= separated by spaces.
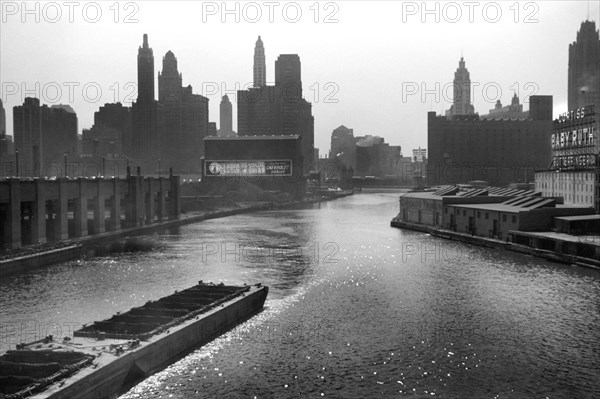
xmin=355 ymin=138 xmax=403 ymax=177
xmin=218 ymin=95 xmax=235 ymax=137
xmin=158 ymin=50 xmax=209 ymax=174
xmin=238 ymin=38 xmax=314 ymax=174
xmin=44 ymin=104 xmax=78 ymax=164
xmin=83 ymin=102 xmax=132 ymax=158
xmin=254 ymin=36 xmax=266 ymax=87
xmin=208 ymin=122 xmax=217 ymax=137
xmin=428 ymin=95 xmax=554 ymax=186
xmin=445 ymin=57 xmax=475 ymax=118
xmin=203 ymin=135 xmax=304 ymax=200
xmin=13 ymin=98 xmax=42 ymax=176
xmin=329 ymin=125 xmax=356 ymax=169
xmin=131 ymin=34 xmax=164 ymax=174
xmin=0 ymin=99 xmax=7 ymax=159
xmin=568 ymin=20 xmax=600 ymax=111
xmin=0 ymin=99 xmax=5 ymax=138
xmin=13 ymin=98 xmax=78 ymax=177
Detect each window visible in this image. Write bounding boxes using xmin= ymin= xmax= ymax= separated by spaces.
xmin=485 ymin=213 xmax=489 ymax=220
xmin=477 ymin=211 xmax=481 ymax=218
xmin=512 ymin=215 xmax=516 ymax=223
xmin=463 ymin=210 xmax=466 ymax=216
xmin=503 ymin=214 xmax=507 ymax=222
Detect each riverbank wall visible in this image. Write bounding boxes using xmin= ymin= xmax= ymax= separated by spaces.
xmin=391 ymin=218 xmax=600 ymax=271
xmin=1 ymin=193 xmax=353 ymax=277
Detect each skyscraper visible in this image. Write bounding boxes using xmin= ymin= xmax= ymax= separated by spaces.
xmin=219 ymin=95 xmax=234 ymax=137
xmin=131 ymin=34 xmax=164 ymax=173
xmin=253 ymin=36 xmax=266 ymax=87
xmin=0 ymin=99 xmax=5 ymax=138
xmin=568 ymin=20 xmax=600 ymax=111
xmin=158 ymin=51 xmax=183 ymax=102
xmin=445 ymin=57 xmax=475 ymax=118
xmin=0 ymin=99 xmax=7 ymax=159
xmin=137 ymin=34 xmax=155 ymax=103
xmin=158 ymin=50 xmax=209 ymax=173
xmin=275 ymin=54 xmax=302 ymax=98
xmin=239 ymin=40 xmax=314 ymax=174
xmin=13 ymin=98 xmax=42 ymax=176
xmin=12 ymin=99 xmax=78 ymax=176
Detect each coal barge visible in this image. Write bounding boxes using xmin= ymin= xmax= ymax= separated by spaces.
xmin=0 ymin=282 xmax=268 ymax=399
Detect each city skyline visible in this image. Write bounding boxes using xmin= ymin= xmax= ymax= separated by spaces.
xmin=1 ymin=1 xmax=600 ymax=155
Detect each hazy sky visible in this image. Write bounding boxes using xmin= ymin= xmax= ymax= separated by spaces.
xmin=1 ymin=1 xmax=599 ymax=156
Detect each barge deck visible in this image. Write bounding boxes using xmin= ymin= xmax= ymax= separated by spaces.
xmin=0 ymin=282 xmax=268 ymax=399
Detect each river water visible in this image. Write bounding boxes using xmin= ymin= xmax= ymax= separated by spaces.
xmin=1 ymin=191 xmax=599 ymax=398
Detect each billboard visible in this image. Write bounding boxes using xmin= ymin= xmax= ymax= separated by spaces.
xmin=205 ymin=160 xmax=293 ymax=176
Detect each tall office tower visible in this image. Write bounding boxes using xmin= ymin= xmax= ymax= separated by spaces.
xmin=132 ymin=34 xmax=163 ymax=173
xmin=239 ymin=48 xmax=314 ymax=174
xmin=445 ymin=57 xmax=475 ymax=117
xmin=137 ymin=34 xmax=155 ymax=103
xmin=568 ymin=20 xmax=600 ymax=111
xmin=0 ymin=99 xmax=5 ymax=137
xmin=254 ymin=36 xmax=266 ymax=87
xmin=44 ymin=104 xmax=78 ymax=164
xmin=219 ymin=95 xmax=234 ymax=137
xmin=158 ymin=50 xmax=209 ymax=173
xmin=158 ymin=51 xmax=183 ymax=102
xmin=275 ymin=54 xmax=302 ymax=98
xmin=85 ymin=102 xmax=132 ymax=157
xmin=13 ymin=99 xmax=78 ymax=176
xmin=0 ymin=99 xmax=7 ymax=159
xmin=13 ymin=98 xmax=43 ymax=176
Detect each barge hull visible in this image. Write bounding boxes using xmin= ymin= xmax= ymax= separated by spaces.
xmin=35 ymin=285 xmax=268 ymax=399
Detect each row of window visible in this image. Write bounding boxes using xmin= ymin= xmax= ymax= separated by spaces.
xmin=446 ymin=208 xmax=517 ymax=223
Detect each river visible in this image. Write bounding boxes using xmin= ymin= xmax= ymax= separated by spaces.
xmin=1 ymin=191 xmax=598 ymax=398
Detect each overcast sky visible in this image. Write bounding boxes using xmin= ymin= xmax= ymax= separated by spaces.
xmin=1 ymin=1 xmax=599 ymax=155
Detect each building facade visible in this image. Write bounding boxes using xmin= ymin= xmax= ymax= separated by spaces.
xmin=203 ymin=135 xmax=304 ymax=200
xmin=131 ymin=34 xmax=164 ymax=174
xmin=13 ymin=98 xmax=78 ymax=177
xmin=238 ymin=39 xmax=314 ymax=175
xmin=218 ymin=95 xmax=235 ymax=137
xmin=254 ymin=36 xmax=266 ymax=88
xmin=568 ymin=20 xmax=600 ymax=111
xmin=428 ymin=95 xmax=554 ymax=187
xmin=535 ymin=105 xmax=599 ymax=212
xmin=445 ymin=57 xmax=475 ymax=118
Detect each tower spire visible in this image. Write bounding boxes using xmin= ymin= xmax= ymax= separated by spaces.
xmin=253 ymin=36 xmax=266 ymax=87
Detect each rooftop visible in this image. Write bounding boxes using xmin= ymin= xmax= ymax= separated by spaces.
xmin=204 ymin=135 xmax=300 ymax=141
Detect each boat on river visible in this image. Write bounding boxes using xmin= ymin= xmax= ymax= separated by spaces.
xmin=0 ymin=282 xmax=268 ymax=399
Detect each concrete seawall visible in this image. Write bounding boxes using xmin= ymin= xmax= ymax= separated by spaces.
xmin=1 ymin=194 xmax=353 ymax=277
xmin=391 ymin=218 xmax=600 ymax=271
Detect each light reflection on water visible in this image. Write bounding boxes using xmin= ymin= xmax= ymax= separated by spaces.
xmin=0 ymin=191 xmax=599 ymax=398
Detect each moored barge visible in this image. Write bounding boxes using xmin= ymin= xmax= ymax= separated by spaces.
xmin=0 ymin=282 xmax=268 ymax=399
